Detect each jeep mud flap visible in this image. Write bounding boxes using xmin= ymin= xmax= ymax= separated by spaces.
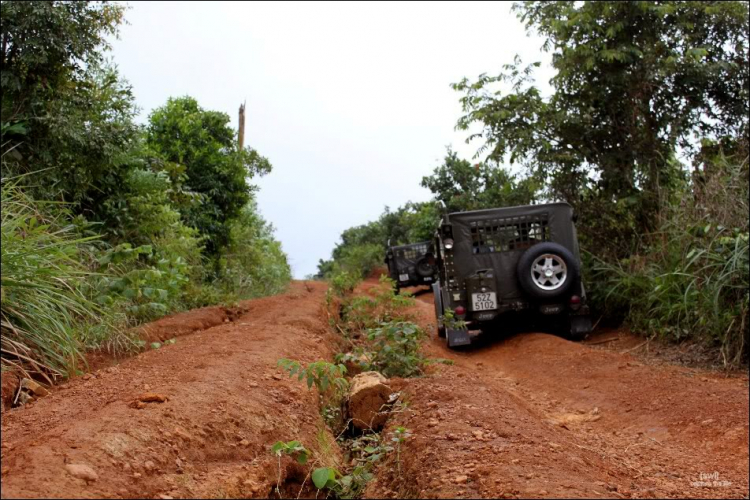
xmin=447 ymin=328 xmax=472 ymax=348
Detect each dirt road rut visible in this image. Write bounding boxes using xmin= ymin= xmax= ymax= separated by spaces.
xmin=1 ymin=282 xmax=338 ymax=499
xmin=1 ymin=280 xmax=748 ymax=499
xmin=365 ymin=286 xmax=749 ymax=499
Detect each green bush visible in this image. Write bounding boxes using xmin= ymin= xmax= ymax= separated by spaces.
xmin=330 ymin=271 xmax=361 ymax=298
xmin=217 ymin=200 xmax=291 ymax=299
xmin=365 ymin=322 xmax=427 ymax=378
xmin=0 ymin=180 xmax=124 ymax=380
xmin=340 ymin=276 xmax=414 ymax=332
xmin=591 ymin=157 xmax=749 ymax=366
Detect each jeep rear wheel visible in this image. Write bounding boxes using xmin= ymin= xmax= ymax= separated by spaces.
xmin=517 ymin=242 xmax=578 ymax=299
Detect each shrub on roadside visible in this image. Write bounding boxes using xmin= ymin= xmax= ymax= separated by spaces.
xmin=590 ymin=156 xmax=749 ymax=366
xmin=0 ymin=180 xmax=124 ymax=380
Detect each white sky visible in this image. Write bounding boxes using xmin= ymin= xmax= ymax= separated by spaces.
xmin=110 ymin=1 xmax=553 ymax=278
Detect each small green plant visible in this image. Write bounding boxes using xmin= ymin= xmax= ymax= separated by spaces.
xmin=442 ymin=308 xmax=468 ymax=330
xmin=312 ymin=466 xmax=341 ymax=491
xmin=271 ymin=440 xmax=310 ymax=464
xmin=366 ymin=322 xmax=427 ymax=378
xmin=271 ymin=440 xmax=310 ymax=497
xmin=330 ymin=271 xmax=360 ymax=298
xmin=277 ymin=359 xmax=349 ymax=396
xmin=390 ymin=426 xmax=411 ymax=477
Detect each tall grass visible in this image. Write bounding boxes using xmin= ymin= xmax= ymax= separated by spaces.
xmin=590 ymin=156 xmax=749 ymax=367
xmin=0 ymin=178 xmax=114 ymax=381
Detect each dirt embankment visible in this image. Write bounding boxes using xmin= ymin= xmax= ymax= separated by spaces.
xmin=1 ymin=304 xmax=249 ymax=410
xmin=0 ymin=282 xmax=340 ymax=499
xmin=365 ymin=282 xmax=749 ymax=499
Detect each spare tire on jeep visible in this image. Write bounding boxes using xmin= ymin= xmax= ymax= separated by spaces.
xmin=517 ymin=242 xmax=578 ymax=299
xmin=416 ymin=255 xmax=435 ymax=278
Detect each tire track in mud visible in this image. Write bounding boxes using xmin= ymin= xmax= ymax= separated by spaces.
xmin=0 ymin=282 xmax=341 ymax=499
xmin=366 ymin=284 xmax=749 ymax=499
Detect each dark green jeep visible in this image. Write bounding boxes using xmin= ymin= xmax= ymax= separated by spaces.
xmin=432 ymin=202 xmax=592 ymax=348
xmin=385 ymin=241 xmax=437 ymax=294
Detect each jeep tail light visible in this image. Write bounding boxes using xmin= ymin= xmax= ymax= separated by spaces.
xmin=455 ymin=306 xmax=466 ymax=316
xmin=444 ymin=238 xmax=454 ymax=250
xmin=569 ymin=295 xmax=581 ymax=311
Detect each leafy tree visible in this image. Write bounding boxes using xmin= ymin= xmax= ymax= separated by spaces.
xmin=452 ymin=0 xmax=749 ymax=255
xmin=146 ymin=96 xmax=272 ymax=262
xmin=316 ymin=200 xmax=443 ymax=278
xmin=1 ymin=1 xmax=137 ymax=207
xmin=421 ymin=148 xmax=538 ymax=212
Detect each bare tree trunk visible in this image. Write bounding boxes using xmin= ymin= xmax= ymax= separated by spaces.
xmin=238 ymin=101 xmax=246 ymax=151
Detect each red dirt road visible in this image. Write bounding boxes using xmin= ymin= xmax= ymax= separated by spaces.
xmin=1 ymin=279 xmax=748 ymax=499
xmin=366 ymin=285 xmax=749 ymax=499
xmin=1 ymin=282 xmax=339 ymax=499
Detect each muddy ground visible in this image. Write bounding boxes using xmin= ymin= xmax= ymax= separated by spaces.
xmin=1 ymin=279 xmax=748 ymax=499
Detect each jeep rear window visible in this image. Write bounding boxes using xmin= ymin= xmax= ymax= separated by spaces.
xmin=400 ymin=243 xmax=429 ymax=260
xmin=469 ymin=214 xmax=549 ymax=254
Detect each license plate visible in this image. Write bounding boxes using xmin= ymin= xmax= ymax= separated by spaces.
xmin=472 ymin=292 xmax=497 ymax=311
xmin=399 ymin=273 xmax=409 ymax=282
xmin=423 ymin=276 xmax=432 ymax=281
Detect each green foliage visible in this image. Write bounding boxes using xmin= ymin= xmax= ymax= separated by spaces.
xmin=452 ymin=0 xmax=749 ymax=256
xmin=340 ymin=276 xmax=414 ymax=332
xmin=365 ymin=322 xmax=427 ymax=378
xmin=271 ymin=440 xmax=310 ymax=498
xmin=277 ymin=359 xmax=349 ymax=396
xmin=1 ymin=0 xmax=139 ymax=208
xmin=390 ymin=426 xmax=411 ymax=477
xmin=1 ymin=3 xmax=291 ymax=380
xmin=590 ymin=157 xmax=749 ymax=365
xmin=317 ymin=201 xmax=442 ymax=279
xmin=441 ymin=308 xmax=468 ymax=331
xmin=146 ymin=96 xmax=272 ymax=262
xmin=312 ymin=466 xmax=340 ymax=490
xmin=271 ymin=440 xmax=310 ymax=465
xmin=312 ymin=432 xmax=389 ymax=497
xmin=94 ymin=242 xmax=192 ymax=323
xmin=217 ymin=199 xmax=292 ymax=299
xmin=330 ymin=271 xmax=361 ymax=298
xmin=0 ymin=179 xmax=125 ymax=380
xmin=421 ymin=148 xmax=539 ymax=212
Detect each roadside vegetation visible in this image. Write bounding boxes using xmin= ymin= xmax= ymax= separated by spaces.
xmin=272 ymin=272 xmax=449 ymax=498
xmin=1 ymin=2 xmax=291 ymax=381
xmin=317 ymin=1 xmax=749 ymax=367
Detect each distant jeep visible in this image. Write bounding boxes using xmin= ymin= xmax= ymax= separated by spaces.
xmin=385 ymin=241 xmax=437 ymax=294
xmin=432 ymin=202 xmax=592 ymax=348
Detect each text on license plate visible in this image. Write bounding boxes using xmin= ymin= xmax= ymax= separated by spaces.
xmin=399 ymin=273 xmax=410 ymax=282
xmin=472 ymin=292 xmax=497 ymax=311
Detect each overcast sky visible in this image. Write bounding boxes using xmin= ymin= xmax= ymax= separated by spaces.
xmin=110 ymin=1 xmax=553 ymax=278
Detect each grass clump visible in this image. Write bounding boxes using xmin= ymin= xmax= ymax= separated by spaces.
xmin=0 ymin=180 xmax=129 ymax=381
xmin=590 ymin=157 xmax=749 ymax=367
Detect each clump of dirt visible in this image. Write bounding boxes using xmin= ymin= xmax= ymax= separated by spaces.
xmin=136 ymin=303 xmax=249 ymax=343
xmin=0 ymin=370 xmax=21 ymax=413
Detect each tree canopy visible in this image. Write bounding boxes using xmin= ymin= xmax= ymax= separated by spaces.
xmin=452 ymin=0 xmax=749 ymax=254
